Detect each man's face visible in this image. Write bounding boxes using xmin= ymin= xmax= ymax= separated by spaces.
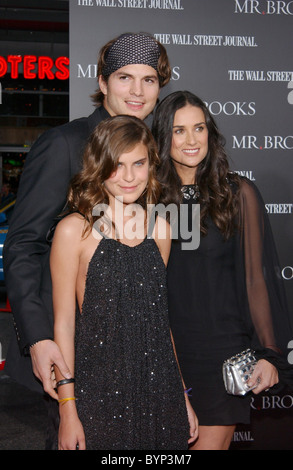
xmin=99 ymin=64 xmax=160 ymax=120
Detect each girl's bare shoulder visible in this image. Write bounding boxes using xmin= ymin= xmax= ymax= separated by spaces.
xmin=53 ymin=212 xmax=87 ymax=243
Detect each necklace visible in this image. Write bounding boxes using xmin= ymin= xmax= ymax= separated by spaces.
xmin=181 ymin=184 xmax=200 ymax=201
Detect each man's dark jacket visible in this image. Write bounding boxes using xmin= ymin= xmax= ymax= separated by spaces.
xmin=3 ymin=106 xmax=110 ymax=392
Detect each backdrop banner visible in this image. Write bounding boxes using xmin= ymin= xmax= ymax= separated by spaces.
xmin=69 ymin=0 xmax=293 ymax=450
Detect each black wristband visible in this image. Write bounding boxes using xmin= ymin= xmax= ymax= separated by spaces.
xmin=56 ymin=378 xmax=75 ymax=388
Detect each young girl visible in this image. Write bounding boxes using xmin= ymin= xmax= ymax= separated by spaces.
xmin=50 ymin=115 xmax=197 ymax=450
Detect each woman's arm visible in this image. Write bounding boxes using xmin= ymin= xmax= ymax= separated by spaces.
xmin=50 ymin=214 xmax=86 ymax=449
xmin=237 ymin=178 xmax=293 ymax=392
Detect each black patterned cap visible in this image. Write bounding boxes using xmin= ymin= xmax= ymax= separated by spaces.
xmin=102 ymin=33 xmax=160 ymax=77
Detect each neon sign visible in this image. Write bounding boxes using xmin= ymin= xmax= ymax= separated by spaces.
xmin=0 ymin=55 xmax=70 ymax=80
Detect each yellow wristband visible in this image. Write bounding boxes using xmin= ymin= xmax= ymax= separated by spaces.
xmin=58 ymin=397 xmax=76 ymax=405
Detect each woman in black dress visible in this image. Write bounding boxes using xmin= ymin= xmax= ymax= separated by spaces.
xmin=50 ymin=115 xmax=198 ymax=450
xmin=152 ymin=91 xmax=293 ymax=449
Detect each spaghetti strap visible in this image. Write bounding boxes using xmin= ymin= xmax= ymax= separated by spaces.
xmin=147 ymin=206 xmax=159 ymax=238
xmin=93 ymin=205 xmax=159 ymax=242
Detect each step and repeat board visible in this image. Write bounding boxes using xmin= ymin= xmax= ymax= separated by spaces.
xmin=69 ymin=0 xmax=293 ymax=449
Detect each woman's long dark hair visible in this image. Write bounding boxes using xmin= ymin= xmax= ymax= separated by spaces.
xmin=68 ymin=115 xmax=160 ymax=236
xmin=152 ymin=91 xmax=240 ymax=238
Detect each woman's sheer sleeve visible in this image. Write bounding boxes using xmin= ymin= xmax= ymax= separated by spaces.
xmin=236 ymin=177 xmax=293 ymax=388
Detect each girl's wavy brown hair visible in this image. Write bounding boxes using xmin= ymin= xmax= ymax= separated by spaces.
xmin=67 ymin=115 xmax=161 ymax=236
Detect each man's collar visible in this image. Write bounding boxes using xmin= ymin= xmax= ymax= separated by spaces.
xmin=88 ymin=105 xmax=111 ymax=132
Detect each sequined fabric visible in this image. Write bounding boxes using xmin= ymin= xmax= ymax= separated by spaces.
xmin=75 ymin=236 xmax=189 ymax=450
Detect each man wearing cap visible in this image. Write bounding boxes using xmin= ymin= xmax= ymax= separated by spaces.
xmin=3 ymin=33 xmax=171 ymax=447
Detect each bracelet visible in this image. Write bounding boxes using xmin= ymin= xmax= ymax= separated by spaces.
xmin=56 ymin=378 xmax=75 ymax=388
xmin=184 ymin=387 xmax=192 ymax=397
xmin=58 ymin=397 xmax=76 ymax=405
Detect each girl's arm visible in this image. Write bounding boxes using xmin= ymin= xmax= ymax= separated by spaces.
xmin=170 ymin=330 xmax=198 ymax=444
xmin=153 ymin=216 xmax=199 ymax=444
xmin=50 ymin=214 xmax=86 ymax=450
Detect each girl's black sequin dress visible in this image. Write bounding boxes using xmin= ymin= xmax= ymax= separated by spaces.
xmin=74 ymin=236 xmax=189 ymax=450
